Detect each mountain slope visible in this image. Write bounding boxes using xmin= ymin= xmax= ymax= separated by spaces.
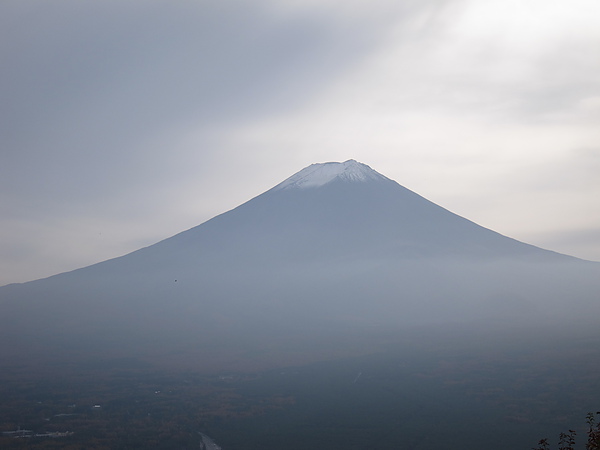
xmin=1 ymin=160 xmax=598 ymax=369
xmin=93 ymin=159 xmax=574 ymax=266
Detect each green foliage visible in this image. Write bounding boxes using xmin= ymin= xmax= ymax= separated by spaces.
xmin=534 ymin=438 xmax=550 ymax=450
xmin=534 ymin=412 xmax=600 ymax=450
xmin=558 ymin=429 xmax=576 ymax=450
xmin=586 ymin=412 xmax=600 ymax=450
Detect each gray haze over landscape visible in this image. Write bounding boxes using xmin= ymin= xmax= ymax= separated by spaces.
xmin=2 ymin=160 xmax=599 ymax=367
xmin=2 ymin=0 xmax=600 ymax=286
xmin=1 ymin=157 xmax=599 ymax=448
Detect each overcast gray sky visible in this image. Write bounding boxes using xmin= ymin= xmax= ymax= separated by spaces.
xmin=2 ymin=0 xmax=599 ymax=285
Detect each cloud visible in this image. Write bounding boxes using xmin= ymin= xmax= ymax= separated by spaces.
xmin=1 ymin=0 xmax=405 ymax=283
xmin=1 ymin=0 xmax=599 ymax=283
xmin=1 ymin=1 xmax=386 ymax=220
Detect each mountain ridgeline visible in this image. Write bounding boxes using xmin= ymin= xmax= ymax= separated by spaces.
xmin=1 ymin=160 xmax=599 ymax=368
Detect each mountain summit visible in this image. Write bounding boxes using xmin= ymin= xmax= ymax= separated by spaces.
xmin=0 ymin=160 xmax=598 ymax=369
xmin=148 ymin=159 xmax=570 ymax=264
xmin=272 ymin=159 xmax=389 ymax=190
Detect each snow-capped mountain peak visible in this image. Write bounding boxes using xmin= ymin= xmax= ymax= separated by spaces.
xmin=273 ymin=160 xmax=388 ymax=191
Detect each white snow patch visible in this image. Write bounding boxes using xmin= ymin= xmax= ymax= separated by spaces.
xmin=273 ymin=160 xmax=388 ymax=190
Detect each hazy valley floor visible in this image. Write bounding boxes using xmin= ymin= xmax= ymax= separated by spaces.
xmin=1 ymin=321 xmax=599 ymax=449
